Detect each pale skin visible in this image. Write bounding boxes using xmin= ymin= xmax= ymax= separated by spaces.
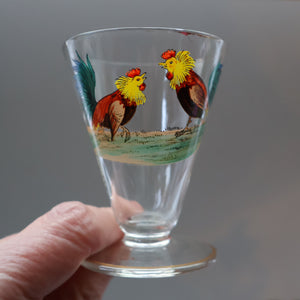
xmin=0 ymin=201 xmax=123 ymax=300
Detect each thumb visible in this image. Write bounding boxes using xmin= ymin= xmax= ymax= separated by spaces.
xmin=0 ymin=201 xmax=122 ymax=299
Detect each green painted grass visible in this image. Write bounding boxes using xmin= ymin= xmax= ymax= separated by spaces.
xmin=88 ymin=124 xmax=205 ymax=165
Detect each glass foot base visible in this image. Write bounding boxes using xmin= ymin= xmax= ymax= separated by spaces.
xmin=81 ymin=236 xmax=216 ymax=278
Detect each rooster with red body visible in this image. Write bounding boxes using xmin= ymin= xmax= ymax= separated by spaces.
xmin=159 ymin=49 xmax=207 ymax=134
xmin=73 ymin=52 xmax=146 ymax=142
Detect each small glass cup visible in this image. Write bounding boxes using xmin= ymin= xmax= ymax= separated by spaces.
xmin=65 ymin=27 xmax=224 ymax=278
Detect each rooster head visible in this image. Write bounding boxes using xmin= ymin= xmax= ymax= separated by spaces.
xmin=115 ymin=68 xmax=146 ymax=105
xmin=159 ymin=50 xmax=195 ymax=89
xmin=126 ymin=68 xmax=146 ymax=91
xmin=159 ymin=50 xmax=176 ymax=79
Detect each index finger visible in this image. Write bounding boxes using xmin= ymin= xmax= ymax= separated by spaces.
xmin=0 ymin=201 xmax=123 ymax=299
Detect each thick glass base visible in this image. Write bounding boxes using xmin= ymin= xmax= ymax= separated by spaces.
xmin=81 ymin=236 xmax=216 ymax=278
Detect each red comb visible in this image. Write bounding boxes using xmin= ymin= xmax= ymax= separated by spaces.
xmin=161 ymin=49 xmax=176 ymax=60
xmin=126 ymin=68 xmax=141 ymax=78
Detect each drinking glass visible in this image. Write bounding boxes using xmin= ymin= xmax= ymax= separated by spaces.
xmin=65 ymin=27 xmax=224 ymax=278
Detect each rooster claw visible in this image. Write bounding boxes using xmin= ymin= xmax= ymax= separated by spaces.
xmin=175 ymin=130 xmax=185 ymax=138
xmin=120 ymin=126 xmax=131 ymax=142
xmin=175 ymin=127 xmax=191 ymax=138
xmin=124 ymin=133 xmax=130 ymax=142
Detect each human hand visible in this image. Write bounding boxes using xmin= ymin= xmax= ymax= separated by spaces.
xmin=0 ymin=201 xmax=123 ymax=300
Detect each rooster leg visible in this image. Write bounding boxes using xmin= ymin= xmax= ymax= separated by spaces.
xmin=120 ymin=126 xmax=131 ymax=142
xmin=185 ymin=117 xmax=192 ymax=129
xmin=175 ymin=117 xmax=192 ymax=137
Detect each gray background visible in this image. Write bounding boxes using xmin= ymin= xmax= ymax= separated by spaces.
xmin=1 ymin=0 xmax=299 ymax=299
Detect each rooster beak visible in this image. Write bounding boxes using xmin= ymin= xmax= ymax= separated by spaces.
xmin=141 ymin=73 xmax=146 ymax=79
xmin=159 ymin=62 xmax=166 ymax=68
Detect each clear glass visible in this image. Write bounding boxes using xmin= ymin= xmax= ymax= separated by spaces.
xmin=65 ymin=27 xmax=224 ymax=277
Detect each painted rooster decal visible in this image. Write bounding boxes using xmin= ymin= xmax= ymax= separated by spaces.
xmin=73 ymin=52 xmax=146 ymax=142
xmin=159 ymin=50 xmax=207 ymax=135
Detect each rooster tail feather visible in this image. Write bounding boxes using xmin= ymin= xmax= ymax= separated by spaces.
xmin=208 ymin=63 xmax=222 ymax=106
xmin=73 ymin=51 xmax=97 ymax=124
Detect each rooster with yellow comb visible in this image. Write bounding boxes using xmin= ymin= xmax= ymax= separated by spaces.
xmin=159 ymin=49 xmax=207 ymax=135
xmin=73 ymin=52 xmax=146 ymax=142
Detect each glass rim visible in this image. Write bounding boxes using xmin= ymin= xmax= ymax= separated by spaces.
xmin=65 ymin=27 xmax=224 ymax=46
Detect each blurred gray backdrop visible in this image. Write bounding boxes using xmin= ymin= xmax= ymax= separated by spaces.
xmin=1 ymin=0 xmax=300 ymax=299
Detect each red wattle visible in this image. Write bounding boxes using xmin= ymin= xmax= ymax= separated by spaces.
xmin=166 ymin=72 xmax=173 ymax=80
xmin=139 ymin=83 xmax=146 ymax=91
